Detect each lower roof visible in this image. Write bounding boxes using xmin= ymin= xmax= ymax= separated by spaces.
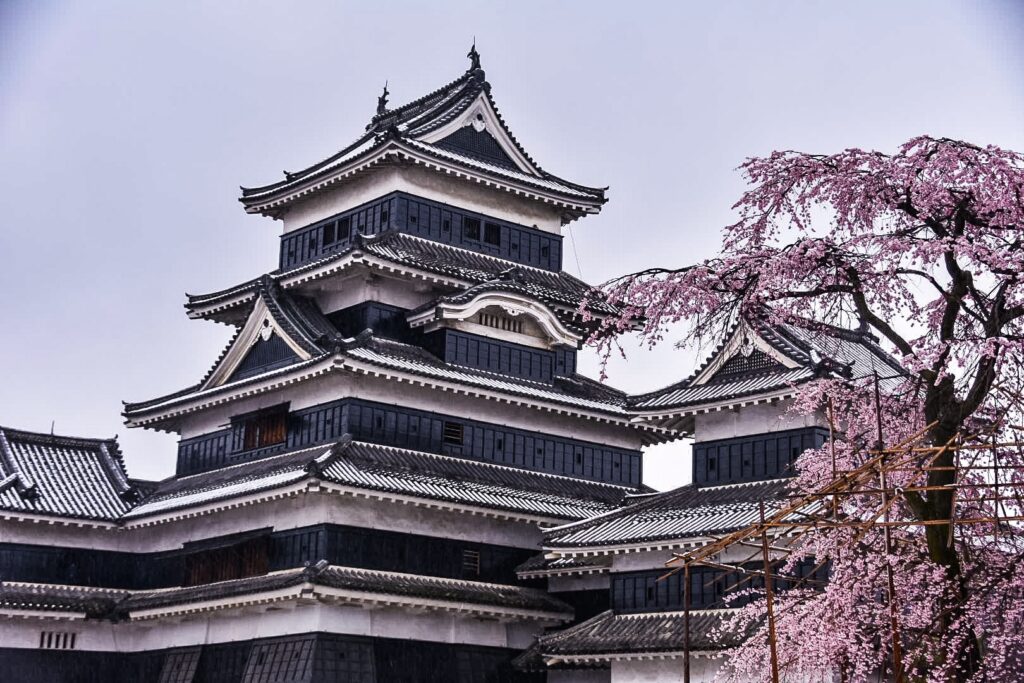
xmin=534 ymin=608 xmax=745 ymax=660
xmin=0 ymin=426 xmax=137 ymax=522
xmin=123 ymin=438 xmax=635 ymax=524
xmin=541 ymin=479 xmax=796 ymax=550
xmin=0 ymin=562 xmax=572 ymax=622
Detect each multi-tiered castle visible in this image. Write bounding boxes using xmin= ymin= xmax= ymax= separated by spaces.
xmin=0 ymin=50 xmax=899 ymax=683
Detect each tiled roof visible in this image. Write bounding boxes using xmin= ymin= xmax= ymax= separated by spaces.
xmin=345 ymin=335 xmax=629 ymax=415
xmin=542 ymin=479 xmax=795 ymax=549
xmin=0 ymin=563 xmax=573 ymax=621
xmin=239 ymin=60 xmax=605 ymax=210
xmin=631 ymin=316 xmax=905 ymax=412
xmin=535 ymin=609 xmax=744 ymax=658
xmin=515 ymin=553 xmax=611 ymax=579
xmin=0 ymin=426 xmax=137 ymax=522
xmin=131 ymin=276 xmax=631 ymax=420
xmin=186 ymin=231 xmax=615 ymax=320
xmin=0 ymin=582 xmax=127 ymax=618
xmin=126 ymin=439 xmax=632 ymax=523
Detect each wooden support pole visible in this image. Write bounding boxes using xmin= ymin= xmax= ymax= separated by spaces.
xmin=874 ymin=373 xmax=905 ymax=683
xmin=759 ymin=501 xmax=781 ymax=683
xmin=683 ymin=562 xmax=691 ymax=683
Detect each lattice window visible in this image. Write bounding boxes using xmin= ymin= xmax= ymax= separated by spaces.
xmin=241 ymin=410 xmax=287 ymax=451
xmin=38 ymin=631 xmax=76 ymax=650
xmin=158 ymin=649 xmax=201 ymax=683
xmin=243 ymin=638 xmax=315 ymax=683
xmin=442 ymin=421 xmax=464 ymax=446
xmin=462 ymin=549 xmax=481 ymax=578
xmin=708 ymin=348 xmax=783 ymax=383
xmin=478 ymin=312 xmax=523 ymax=334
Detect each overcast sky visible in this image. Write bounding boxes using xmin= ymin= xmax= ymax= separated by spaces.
xmin=1 ymin=1 xmax=1022 ymax=487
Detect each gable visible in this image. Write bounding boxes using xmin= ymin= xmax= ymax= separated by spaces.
xmin=436 ymin=126 xmax=518 ymax=171
xmin=227 ymin=333 xmax=301 ymax=383
xmin=706 ymin=348 xmax=786 ymax=384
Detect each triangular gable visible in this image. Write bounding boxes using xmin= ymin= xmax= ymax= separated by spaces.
xmin=435 ymin=126 xmax=518 ymax=171
xmin=202 ymin=297 xmax=315 ymax=389
xmin=415 ymin=92 xmax=540 ymax=176
xmin=227 ymin=332 xmax=300 ymax=383
xmin=690 ymin=322 xmax=804 ymax=387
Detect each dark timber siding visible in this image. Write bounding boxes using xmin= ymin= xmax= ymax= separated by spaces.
xmin=611 ymin=560 xmax=829 ymax=613
xmin=0 ymin=524 xmax=535 ymax=589
xmin=692 ymin=427 xmax=829 ymax=486
xmin=0 ymin=632 xmax=542 ymax=683
xmin=177 ymin=398 xmax=641 ymax=485
xmin=279 ymin=191 xmax=563 ymax=271
xmin=423 ymin=329 xmax=576 ymax=384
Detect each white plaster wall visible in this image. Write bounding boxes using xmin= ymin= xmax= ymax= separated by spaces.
xmin=610 ymin=658 xmax=723 ymax=683
xmin=694 ymin=401 xmax=826 ymax=443
xmin=548 ymin=573 xmax=609 ymax=593
xmin=609 ymin=549 xmax=678 ymax=573
xmin=550 ymin=670 xmax=612 ymax=683
xmin=307 ymin=269 xmax=443 ymax=315
xmin=280 ymin=166 xmax=565 ymax=235
xmin=177 ymin=369 xmax=643 ymax=451
xmin=1 ymin=488 xmax=545 ymax=552
xmin=0 ymin=602 xmax=551 ymax=652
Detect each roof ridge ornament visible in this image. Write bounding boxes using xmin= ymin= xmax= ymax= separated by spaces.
xmin=467 ymin=39 xmax=486 ymax=83
xmin=376 ymin=81 xmax=390 ymax=115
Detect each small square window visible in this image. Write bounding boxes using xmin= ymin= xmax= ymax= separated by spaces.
xmin=443 ymin=219 xmax=451 ymax=231
xmin=484 ymin=223 xmax=501 ymax=246
xmin=381 ymin=210 xmax=389 ymax=223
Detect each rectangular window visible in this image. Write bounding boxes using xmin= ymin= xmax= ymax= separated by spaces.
xmin=463 ymin=217 xmax=481 ymax=241
xmin=462 ymin=549 xmax=481 ymax=577
xmin=442 ymin=421 xmax=464 ymax=446
xmin=323 ymin=221 xmax=336 ymax=245
xmin=242 ymin=411 xmax=287 ymax=451
xmin=185 ymin=538 xmax=269 ymax=586
xmin=484 ymin=223 xmax=501 ymax=246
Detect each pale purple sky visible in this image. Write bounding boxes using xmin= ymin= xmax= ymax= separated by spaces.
xmin=1 ymin=1 xmax=1022 ymax=487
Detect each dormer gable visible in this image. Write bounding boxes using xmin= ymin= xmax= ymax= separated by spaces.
xmin=689 ymin=321 xmax=803 ymax=387
xmin=406 ymin=285 xmax=582 ymax=351
xmin=201 ymin=279 xmax=339 ymax=389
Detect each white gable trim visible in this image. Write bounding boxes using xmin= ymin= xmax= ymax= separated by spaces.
xmin=406 ymin=291 xmax=581 ymax=348
xmin=416 ymin=93 xmax=539 ymax=176
xmin=691 ymin=322 xmax=801 ymax=386
xmin=201 ymin=297 xmax=313 ymax=390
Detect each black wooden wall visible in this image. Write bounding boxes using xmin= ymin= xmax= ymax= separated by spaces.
xmin=278 ymin=191 xmax=563 ymax=271
xmin=177 ymin=397 xmax=642 ymax=485
xmin=0 ymin=632 xmax=543 ymax=683
xmin=0 ymin=523 xmax=535 ymax=590
xmin=692 ymin=427 xmax=830 ymax=486
xmin=610 ymin=559 xmax=829 ymax=613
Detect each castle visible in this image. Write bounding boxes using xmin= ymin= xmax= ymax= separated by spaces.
xmin=0 ymin=49 xmax=899 ymax=682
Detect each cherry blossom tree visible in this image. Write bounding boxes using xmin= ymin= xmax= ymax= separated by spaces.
xmin=590 ymin=136 xmax=1024 ymax=681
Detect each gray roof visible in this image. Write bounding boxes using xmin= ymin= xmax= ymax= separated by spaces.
xmin=0 ymin=562 xmax=572 ymax=620
xmin=0 ymin=426 xmax=137 ymax=522
xmin=534 ymin=609 xmax=745 ymax=658
xmin=129 ymin=273 xmax=632 ymax=421
xmin=126 ymin=438 xmax=633 ymax=522
xmin=542 ymin=479 xmax=795 ymax=549
xmin=239 ymin=58 xmax=605 ymax=212
xmin=631 ymin=317 xmax=905 ymax=412
xmin=186 ymin=231 xmax=615 ymax=322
